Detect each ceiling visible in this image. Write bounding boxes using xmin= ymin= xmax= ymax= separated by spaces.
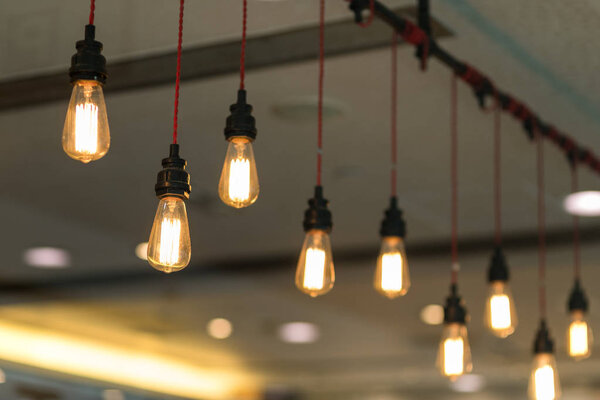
xmin=0 ymin=0 xmax=599 ymax=399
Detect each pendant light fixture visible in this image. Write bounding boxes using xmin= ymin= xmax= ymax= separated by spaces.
xmin=63 ymin=0 xmax=110 ymax=163
xmin=528 ymin=127 xmax=561 ymax=400
xmin=374 ymin=32 xmax=410 ymax=299
xmin=295 ymin=0 xmax=335 ymax=298
xmin=219 ymin=0 xmax=259 ymax=208
xmin=484 ymin=97 xmax=517 ymax=338
xmin=437 ymin=75 xmax=472 ymax=381
xmin=566 ymin=161 xmax=593 ymax=360
xmin=146 ymin=0 xmax=192 ymax=274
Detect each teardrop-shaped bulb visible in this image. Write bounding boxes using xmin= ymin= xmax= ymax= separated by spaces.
xmin=147 ymin=196 xmax=191 ymax=273
xmin=218 ymin=137 xmax=259 ymax=208
xmin=62 ymin=80 xmax=110 ymax=163
xmin=295 ymin=229 xmax=335 ymax=297
xmin=437 ymin=322 xmax=472 ymax=380
xmin=374 ymin=236 xmax=410 ymax=298
xmin=485 ymin=281 xmax=518 ymax=338
xmin=567 ymin=310 xmax=593 ymax=360
xmin=528 ymin=353 xmax=561 ymax=400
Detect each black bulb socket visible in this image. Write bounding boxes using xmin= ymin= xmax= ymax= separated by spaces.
xmin=533 ymin=319 xmax=555 ymax=354
xmin=488 ymin=246 xmax=509 ymax=283
xmin=303 ymin=186 xmax=332 ymax=233
xmin=379 ymin=196 xmax=406 ymax=238
xmin=567 ymin=279 xmax=589 ymax=313
xmin=69 ymin=25 xmax=107 ymax=84
xmin=224 ymin=89 xmax=257 ymax=142
xmin=444 ymin=284 xmax=468 ymax=324
xmin=154 ymin=144 xmax=191 ymax=200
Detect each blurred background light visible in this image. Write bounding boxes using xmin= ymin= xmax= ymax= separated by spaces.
xmin=135 ymin=242 xmax=148 ymax=260
xmin=564 ymin=191 xmax=600 ymax=216
xmin=23 ymin=247 xmax=70 ymax=269
xmin=278 ymin=322 xmax=319 ymax=344
xmin=450 ymin=374 xmax=486 ymax=393
xmin=207 ymin=318 xmax=233 ymax=339
xmin=420 ymin=304 xmax=444 ymax=326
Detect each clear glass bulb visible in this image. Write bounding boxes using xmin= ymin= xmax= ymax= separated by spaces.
xmin=62 ymin=80 xmax=110 ymax=163
xmin=374 ymin=236 xmax=410 ymax=298
xmin=147 ymin=196 xmax=191 ymax=273
xmin=567 ymin=310 xmax=593 ymax=360
xmin=218 ymin=137 xmax=259 ymax=208
xmin=295 ymin=229 xmax=335 ymax=297
xmin=484 ymin=281 xmax=518 ymax=338
xmin=437 ymin=322 xmax=472 ymax=380
xmin=528 ymin=353 xmax=561 ymax=400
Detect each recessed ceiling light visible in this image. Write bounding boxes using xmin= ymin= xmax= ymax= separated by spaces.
xmin=103 ymin=389 xmax=125 ymax=400
xmin=206 ymin=318 xmax=233 ymax=339
xmin=564 ymin=191 xmax=600 ymax=216
xmin=420 ymin=304 xmax=444 ymax=326
xmin=450 ymin=374 xmax=486 ymax=393
xmin=23 ymin=247 xmax=71 ymax=269
xmin=278 ymin=322 xmax=320 ymax=344
xmin=135 ymin=242 xmax=148 ymax=260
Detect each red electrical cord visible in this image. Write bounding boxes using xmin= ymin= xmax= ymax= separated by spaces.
xmin=316 ymin=0 xmax=325 ymax=186
xmin=172 ymin=0 xmax=184 ymax=145
xmin=572 ymin=163 xmax=581 ymax=280
xmin=358 ymin=0 xmax=375 ymax=28
xmin=450 ymin=73 xmax=459 ymax=284
xmin=89 ymin=0 xmax=95 ymax=25
xmin=240 ymin=0 xmax=247 ymax=90
xmin=493 ymin=100 xmax=502 ymax=246
xmin=390 ymin=32 xmax=398 ymax=198
xmin=536 ymin=125 xmax=547 ymax=319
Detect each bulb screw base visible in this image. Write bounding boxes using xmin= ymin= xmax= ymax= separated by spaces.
xmin=488 ymin=246 xmax=509 ymax=283
xmin=224 ymin=89 xmax=257 ymax=141
xmin=443 ymin=284 xmax=467 ymax=324
xmin=567 ymin=279 xmax=589 ymax=313
xmin=533 ymin=319 xmax=555 ymax=354
xmin=154 ymin=144 xmax=191 ymax=200
xmin=69 ymin=25 xmax=107 ymax=84
xmin=379 ymin=196 xmax=407 ymax=238
xmin=303 ymin=186 xmax=333 ymax=233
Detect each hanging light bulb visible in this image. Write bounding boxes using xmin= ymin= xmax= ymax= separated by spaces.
xmin=63 ymin=24 xmax=110 ymax=163
xmin=295 ymin=186 xmax=334 ymax=297
xmin=218 ymin=92 xmax=259 ymax=208
xmin=484 ymin=248 xmax=517 ymax=337
xmin=528 ymin=321 xmax=561 ymax=400
xmin=374 ymin=197 xmax=410 ymax=298
xmin=147 ymin=144 xmax=192 ymax=273
xmin=437 ymin=284 xmax=472 ymax=380
xmin=566 ymin=280 xmax=592 ymax=360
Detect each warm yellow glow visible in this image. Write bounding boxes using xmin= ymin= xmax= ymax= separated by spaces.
xmin=295 ymin=229 xmax=335 ymax=297
xmin=147 ymin=197 xmax=191 ymax=273
xmin=62 ymin=80 xmax=110 ymax=163
xmin=534 ymin=366 xmax=555 ymax=400
xmin=490 ymin=294 xmax=511 ymax=329
xmin=0 ymin=320 xmax=238 ymax=399
xmin=569 ymin=319 xmax=590 ymax=358
xmin=302 ymin=248 xmax=326 ymax=290
xmin=219 ymin=137 xmax=259 ymax=208
xmin=443 ymin=338 xmax=464 ymax=376
xmin=374 ymin=236 xmax=410 ymax=298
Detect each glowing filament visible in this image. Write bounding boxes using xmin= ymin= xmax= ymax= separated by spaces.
xmin=443 ymin=338 xmax=464 ymax=376
xmin=302 ymin=248 xmax=326 ymax=290
xmin=159 ymin=218 xmax=181 ymax=266
xmin=569 ymin=320 xmax=589 ymax=357
xmin=381 ymin=252 xmax=403 ymax=291
xmin=534 ymin=366 xmax=556 ymax=400
xmin=74 ymin=103 xmax=99 ymax=154
xmin=490 ymin=294 xmax=512 ymax=329
xmin=228 ymin=158 xmax=251 ymax=202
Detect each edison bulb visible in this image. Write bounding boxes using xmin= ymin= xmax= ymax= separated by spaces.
xmin=567 ymin=310 xmax=592 ymax=360
xmin=374 ymin=236 xmax=410 ymax=298
xmin=147 ymin=196 xmax=191 ymax=273
xmin=218 ymin=137 xmax=259 ymax=208
xmin=62 ymin=80 xmax=110 ymax=163
xmin=528 ymin=353 xmax=561 ymax=400
xmin=295 ymin=229 xmax=334 ymax=297
xmin=484 ymin=281 xmax=517 ymax=337
xmin=437 ymin=322 xmax=472 ymax=380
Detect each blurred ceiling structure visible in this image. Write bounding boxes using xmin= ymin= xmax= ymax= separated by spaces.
xmin=1 ymin=0 xmax=600 ymax=399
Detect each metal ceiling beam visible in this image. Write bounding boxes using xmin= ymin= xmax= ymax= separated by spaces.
xmin=0 ymin=6 xmax=451 ymax=111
